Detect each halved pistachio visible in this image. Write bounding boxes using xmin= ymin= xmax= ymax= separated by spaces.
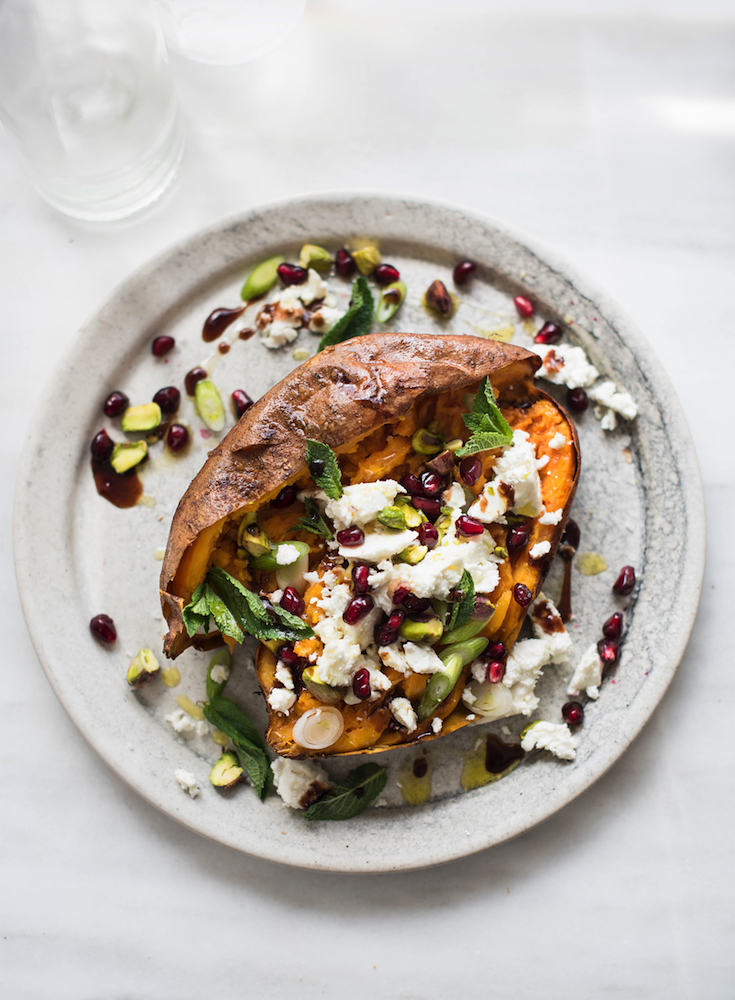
xmin=377 ymin=505 xmax=408 ymax=530
xmin=298 ymin=244 xmax=332 ymax=273
xmin=194 ymin=380 xmax=226 ymax=432
xmin=399 ymin=616 xmax=444 ymax=644
xmin=411 ymin=426 xmax=444 ymax=456
xmin=424 ymin=279 xmax=457 ymax=319
xmin=302 ymin=666 xmax=342 ymax=704
xmin=376 ymin=280 xmax=406 ymax=322
xmin=398 ymin=543 xmax=428 ymax=565
xmin=238 ymin=513 xmax=271 ymax=557
xmin=127 ymin=648 xmax=160 ymax=689
xmin=110 ymin=440 xmax=147 ymax=474
xmin=210 ymin=750 xmax=243 ymax=789
xmin=352 ymin=245 xmax=381 ymax=275
xmin=241 ymin=255 xmax=285 ymax=301
xmin=121 ymin=403 xmax=161 ymax=433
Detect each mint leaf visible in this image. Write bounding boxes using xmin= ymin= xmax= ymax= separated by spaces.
xmin=306 ymin=439 xmax=343 ymax=500
xmin=182 ymin=582 xmax=244 ymax=641
xmin=182 ymin=581 xmax=211 ymax=636
xmin=448 ymin=570 xmax=475 ymax=633
xmin=295 ymin=497 xmax=334 ymax=539
xmin=208 ymin=566 xmax=315 ymax=643
xmin=209 ymin=695 xmax=269 ymax=756
xmin=457 ymin=377 xmax=513 ymax=457
xmin=302 ymin=763 xmax=387 ymax=821
xmin=317 ymin=275 xmax=374 ymax=351
xmin=202 ymin=700 xmax=272 ymax=800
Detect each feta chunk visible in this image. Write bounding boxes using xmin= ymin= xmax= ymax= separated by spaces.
xmin=588 ymin=380 xmax=638 ymax=420
xmin=174 ymin=769 xmax=199 ymax=798
xmin=275 ymin=661 xmax=295 ymax=689
xmin=402 ymin=642 xmax=446 ymax=675
xmin=210 ymin=662 xmax=230 ymax=684
xmin=549 ymin=432 xmax=567 ymax=449
xmin=268 ymin=688 xmax=297 ymax=715
xmin=390 ymin=697 xmax=418 ymax=732
xmin=538 ymin=507 xmax=563 ymax=525
xmin=529 ymin=540 xmax=551 ymax=559
xmin=272 ymin=757 xmax=331 ymax=809
xmin=567 ymin=642 xmax=603 ymax=699
xmin=468 ymin=429 xmax=543 ymax=523
xmin=530 ymin=593 xmax=572 ymax=663
xmin=536 ymin=344 xmax=599 ymax=389
xmin=308 ymin=305 xmax=343 ymax=334
xmin=600 ymin=408 xmax=617 ymax=431
xmin=521 ymin=721 xmax=577 ymax=761
xmin=325 ymin=479 xmax=406 ymax=531
xmin=431 ymin=717 xmax=443 ymax=734
xmin=260 ymin=320 xmax=299 ymax=350
xmin=165 ymin=710 xmax=209 ymax=737
xmin=276 ymin=543 xmax=301 ymax=565
xmin=337 ymin=527 xmax=418 ymax=563
xmin=502 ymin=638 xmax=552 ymax=716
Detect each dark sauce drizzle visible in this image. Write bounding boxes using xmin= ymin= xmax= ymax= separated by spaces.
xmin=91 ymin=459 xmax=143 ymax=509
xmin=485 ymin=734 xmax=525 ymax=774
xmin=202 ymin=306 xmax=245 ymax=342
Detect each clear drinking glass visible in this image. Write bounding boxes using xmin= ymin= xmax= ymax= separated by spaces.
xmin=0 ymin=0 xmax=184 ymax=221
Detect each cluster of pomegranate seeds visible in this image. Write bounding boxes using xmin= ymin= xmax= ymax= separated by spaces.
xmin=90 ymin=429 xmax=114 ymax=462
xmin=336 ymin=526 xmax=365 ymax=547
xmin=613 ymin=565 xmax=636 ymax=596
xmin=410 ymin=496 xmax=441 ymax=521
xmin=507 ymin=523 xmax=530 ymax=553
xmin=343 ymin=595 xmax=374 ymax=625
xmin=456 ymin=515 xmax=484 ymax=537
xmin=276 ymin=645 xmax=301 ymax=669
xmin=90 ymin=614 xmax=116 ymax=643
xmin=534 ymin=322 xmax=562 ymax=344
xmin=602 ymin=611 xmax=623 ymax=639
xmin=277 ymin=262 xmax=308 ymax=286
xmin=562 ymin=701 xmax=584 ymax=725
xmin=374 ymin=263 xmax=400 ymax=285
xmin=166 ymin=424 xmax=189 ymax=452
xmin=104 ymin=391 xmax=129 ymax=417
xmin=231 ymin=389 xmax=253 ymax=419
xmin=403 ymin=594 xmax=431 ymax=614
xmin=486 ymin=661 xmax=505 ymax=683
xmin=566 ymin=387 xmax=589 ymax=413
xmin=513 ymin=583 xmax=532 ymax=607
xmin=374 ymin=610 xmax=406 ymax=646
xmin=597 ymin=637 xmax=620 ymax=668
xmin=352 ymin=563 xmax=370 ymax=594
xmin=485 ymin=640 xmax=507 ymax=662
xmin=153 ymin=386 xmax=180 ymax=414
xmin=335 ymin=249 xmax=356 ymax=278
xmin=417 ymin=522 xmax=439 ymax=549
xmin=352 ymin=667 xmax=371 ymax=700
xmin=453 ymin=260 xmax=476 ymax=286
xmin=392 ymin=586 xmax=410 ymax=606
xmin=152 ymin=335 xmax=175 ymax=357
xmin=459 ymin=456 xmax=482 ymax=486
xmin=273 ymin=485 xmax=298 ymax=509
xmin=281 ymin=586 xmax=304 ymax=615
xmin=513 ymin=295 xmax=535 ymax=319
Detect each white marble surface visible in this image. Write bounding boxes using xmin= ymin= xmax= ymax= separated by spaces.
xmin=2 ymin=1 xmax=733 ymax=997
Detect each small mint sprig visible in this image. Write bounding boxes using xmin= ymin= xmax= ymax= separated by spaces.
xmin=302 ymin=763 xmax=387 ymax=821
xmin=317 ymin=275 xmax=374 ymax=352
xmin=457 ymin=377 xmax=514 ymax=457
xmin=306 ymin=439 xmax=343 ymax=500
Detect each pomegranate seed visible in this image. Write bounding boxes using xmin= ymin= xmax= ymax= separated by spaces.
xmin=307 ymin=457 xmax=325 ymax=479
xmin=374 ymin=263 xmax=400 ymax=286
xmin=598 ymin=638 xmax=620 ymax=669
xmin=401 ymin=473 xmax=423 ymax=495
xmin=485 ymin=641 xmax=507 ymax=662
xmin=281 ymin=586 xmax=304 ymax=616
xmin=273 ymin=485 xmax=298 ymax=509
xmin=103 ymin=391 xmax=129 ymax=418
xmin=453 ymin=260 xmax=476 ymax=285
xmin=352 ymin=667 xmax=371 ymax=700
xmin=411 ymin=497 xmax=441 ymax=521
xmin=417 ymin=522 xmax=439 ymax=549
xmin=514 ymin=295 xmax=534 ymax=319
xmin=231 ymin=389 xmax=253 ymax=419
xmin=562 ymin=701 xmax=584 ymax=725
xmin=343 ymin=595 xmax=374 ymax=625
xmin=153 ymin=386 xmax=180 ymax=414
xmin=152 ymin=335 xmax=175 ymax=357
xmin=386 ymin=610 xmax=406 ymax=630
xmin=613 ymin=565 xmax=636 ymax=596
xmin=508 ymin=524 xmax=529 ymax=552
xmin=167 ymin=424 xmax=189 ymax=452
xmin=602 ymin=611 xmax=623 ymax=639
xmin=392 ymin=587 xmax=411 ymax=606
xmin=352 ymin=563 xmax=370 ymax=595
xmin=456 ymin=515 xmax=484 ymax=536
xmin=486 ymin=661 xmax=505 ymax=683
xmin=276 ymin=645 xmax=301 ymax=668
xmin=534 ymin=322 xmax=562 ymax=344
xmin=374 ymin=610 xmax=405 ymax=646
xmin=336 ymin=526 xmax=365 ymax=547
xmin=403 ymin=595 xmax=431 ymax=614
xmin=90 ymin=614 xmax=116 ymax=643
xmin=335 ymin=249 xmax=356 ymax=278
xmin=460 ymin=456 xmax=482 ymax=485
xmin=513 ymin=583 xmax=532 ymax=607
xmin=277 ymin=262 xmax=308 ymax=286
xmin=90 ymin=429 xmax=114 ymax=462
xmin=418 ymin=470 xmax=443 ymax=497
xmin=566 ymin=387 xmax=589 ymax=413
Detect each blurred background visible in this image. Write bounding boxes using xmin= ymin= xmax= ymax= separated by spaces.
xmin=2 ymin=1 xmax=733 ymax=997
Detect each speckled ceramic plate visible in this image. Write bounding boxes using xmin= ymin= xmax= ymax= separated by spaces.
xmin=13 ymin=195 xmax=704 ymax=872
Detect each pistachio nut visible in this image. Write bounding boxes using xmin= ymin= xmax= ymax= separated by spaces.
xmin=399 ymin=616 xmax=444 ymax=644
xmin=194 ymin=379 xmax=226 ymax=432
xmin=298 ymin=244 xmax=332 ymax=273
xmin=127 ymin=648 xmax=160 ymax=689
xmin=377 ymin=505 xmax=408 ymax=530
xmin=411 ymin=426 xmax=444 ymax=456
xmin=121 ymin=402 xmax=161 ymax=433
xmin=352 ymin=245 xmax=381 ymax=275
xmin=302 ymin=666 xmax=342 ymax=705
xmin=376 ymin=280 xmax=406 ymax=322
xmin=110 ymin=440 xmax=147 ymax=474
xmin=397 ymin=543 xmax=428 ymax=565
xmin=238 ymin=513 xmax=271 ymax=557
xmin=240 ymin=255 xmax=285 ymax=301
xmin=209 ymin=750 xmax=244 ymax=789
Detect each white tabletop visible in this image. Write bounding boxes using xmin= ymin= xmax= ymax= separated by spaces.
xmin=2 ymin=2 xmax=733 ymax=997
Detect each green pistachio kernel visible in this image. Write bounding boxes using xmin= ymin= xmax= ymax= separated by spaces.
xmin=352 ymin=246 xmax=381 ymax=275
xmin=298 ymin=244 xmax=332 ymax=273
xmin=411 ymin=426 xmax=444 ymax=456
xmin=240 ymin=255 xmax=285 ymax=301
xmin=121 ymin=403 xmax=161 ymax=433
xmin=110 ymin=440 xmax=147 ymax=474
xmin=127 ymin=648 xmax=160 ymax=689
xmin=376 ymin=280 xmax=407 ymax=322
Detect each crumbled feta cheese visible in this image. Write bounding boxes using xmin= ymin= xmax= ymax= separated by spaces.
xmin=378 ymin=643 xmax=410 ymax=675
xmin=174 ymin=769 xmax=199 ymax=798
xmin=431 ymin=717 xmax=443 ymax=734
xmin=272 ymin=757 xmax=331 ymax=809
xmin=549 ymin=432 xmax=567 ymax=449
xmin=390 ymin=697 xmax=418 ymax=732
xmin=567 ymin=642 xmax=603 ymax=699
xmin=268 ymin=688 xmax=297 ymax=715
xmin=471 ymin=659 xmax=487 ymax=683
xmin=538 ymin=507 xmax=563 ymax=525
xmin=402 ymin=642 xmax=446 ymax=675
xmin=468 ymin=429 xmax=543 ymax=522
xmin=588 ymin=380 xmax=638 ymax=420
xmin=276 ymin=543 xmax=301 ymax=565
xmin=521 ymin=721 xmax=577 ymax=761
xmin=308 ymin=305 xmax=343 ymax=333
xmin=443 ymin=482 xmax=466 ymax=508
xmin=294 ymin=268 xmax=328 ymax=305
xmin=502 ymin=638 xmax=552 ymax=715
xmin=312 ymin=632 xmax=363 ymax=687
xmin=600 ymin=409 xmax=617 ymax=431
xmin=536 ymin=453 xmax=549 ymax=470
xmin=275 ymin=661 xmax=295 ymax=689
xmin=165 ymin=710 xmax=208 ymax=737
xmin=210 ymin=662 xmax=230 ymax=684
xmin=337 ymin=527 xmax=418 ymax=563
xmin=260 ymin=320 xmax=299 ymax=350
xmin=536 ymin=344 xmax=599 ymax=388
xmin=462 ymin=686 xmax=477 ymax=705
xmin=268 ymin=589 xmax=284 ymax=605
xmin=325 ymin=479 xmax=405 ymax=531
xmin=530 ymin=593 xmax=572 ymax=663
xmin=529 ymin=540 xmax=551 ymax=559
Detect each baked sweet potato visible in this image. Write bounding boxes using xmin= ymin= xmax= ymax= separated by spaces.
xmin=160 ymin=333 xmax=579 ymax=758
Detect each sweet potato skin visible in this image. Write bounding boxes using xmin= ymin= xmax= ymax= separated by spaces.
xmin=160 ymin=333 xmax=545 ymax=657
